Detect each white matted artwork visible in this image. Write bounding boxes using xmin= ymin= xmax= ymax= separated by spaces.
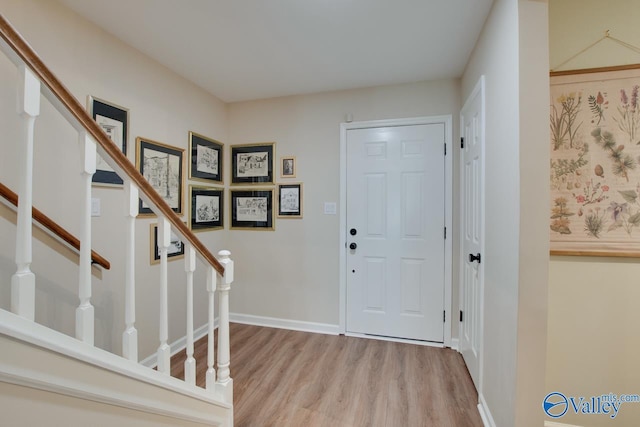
xmin=150 ymin=223 xmax=186 ymax=264
xmin=230 ymin=189 xmax=274 ymax=230
xmin=189 ymin=186 xmax=223 ymax=231
xmin=88 ymin=96 xmax=128 ymax=186
xmin=278 ymin=183 xmax=303 ymax=218
xmin=189 ymin=131 xmax=223 ymax=183
xmin=136 ymin=137 xmax=184 ymax=216
xmin=231 ymin=143 xmax=275 ymax=184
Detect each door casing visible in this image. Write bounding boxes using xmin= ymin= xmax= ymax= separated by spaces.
xmin=339 ymin=116 xmax=453 ymax=347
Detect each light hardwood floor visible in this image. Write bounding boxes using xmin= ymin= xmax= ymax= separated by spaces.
xmin=171 ymin=323 xmax=483 ymax=427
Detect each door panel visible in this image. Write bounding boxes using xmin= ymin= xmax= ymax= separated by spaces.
xmin=346 ymin=124 xmax=445 ymax=342
xmin=460 ymin=80 xmax=485 ymax=390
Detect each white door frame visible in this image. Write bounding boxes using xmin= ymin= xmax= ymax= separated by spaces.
xmin=459 ymin=76 xmax=485 ymax=392
xmin=339 ymin=116 xmax=453 ymax=347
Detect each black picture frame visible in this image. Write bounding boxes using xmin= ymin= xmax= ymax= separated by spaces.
xmin=150 ymin=223 xmax=185 ymax=264
xmin=231 ymin=143 xmax=275 ymax=185
xmin=189 ymin=131 xmax=223 ymax=183
xmin=88 ymin=96 xmax=128 ymax=186
xmin=230 ymin=189 xmax=274 ymax=230
xmin=278 ymin=183 xmax=303 ymax=218
xmin=136 ymin=137 xmax=184 ymax=216
xmin=190 ymin=186 xmax=224 ymax=231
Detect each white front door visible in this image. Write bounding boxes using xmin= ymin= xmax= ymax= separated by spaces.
xmin=345 ymin=124 xmax=446 ymax=342
xmin=460 ymin=77 xmax=485 ymax=390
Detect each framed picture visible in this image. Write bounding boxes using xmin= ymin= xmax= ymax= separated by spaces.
xmin=190 ymin=186 xmax=223 ymax=231
xmin=549 ymin=64 xmax=640 ymax=257
xmin=278 ymin=183 xmax=303 ymax=218
xmin=150 ymin=223 xmax=186 ymax=264
xmin=230 ymin=189 xmax=274 ymax=230
xmin=280 ymin=156 xmax=296 ymax=178
xmin=231 ymin=143 xmax=275 ymax=184
xmin=189 ymin=131 xmax=223 ymax=183
xmin=88 ymin=96 xmax=128 ymax=186
xmin=136 ymin=137 xmax=184 ymax=216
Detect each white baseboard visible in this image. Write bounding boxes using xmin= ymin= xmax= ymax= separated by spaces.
xmin=545 ymin=422 xmax=582 ymax=427
xmin=229 ymin=313 xmax=340 ymax=335
xmin=141 ymin=313 xmax=339 ymax=368
xmin=478 ymin=393 xmax=496 ymax=427
xmin=140 ymin=321 xmax=215 ymax=368
xmin=450 ymin=337 xmax=459 ymax=351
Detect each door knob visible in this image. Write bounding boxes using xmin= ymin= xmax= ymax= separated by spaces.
xmin=469 ymin=253 xmax=481 ymax=263
xmin=349 ymin=242 xmax=357 ymax=250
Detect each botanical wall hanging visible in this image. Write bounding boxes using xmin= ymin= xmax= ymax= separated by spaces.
xmin=550 ymin=65 xmax=640 ymax=256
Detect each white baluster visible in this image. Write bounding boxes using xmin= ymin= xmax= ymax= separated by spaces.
xmin=156 ymin=217 xmax=171 ymax=374
xmin=206 ymin=265 xmax=216 ymax=391
xmin=75 ymin=131 xmax=96 ymax=345
xmin=184 ymin=243 xmax=196 ymax=385
xmin=216 ymin=250 xmax=233 ymax=401
xmin=11 ymin=66 xmax=40 ymax=321
xmin=122 ymin=181 xmax=138 ymax=361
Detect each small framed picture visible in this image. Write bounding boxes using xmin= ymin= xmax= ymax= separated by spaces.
xmin=150 ymin=223 xmax=186 ymax=264
xmin=190 ymin=186 xmax=223 ymax=232
xmin=88 ymin=96 xmax=128 ymax=187
xmin=231 ymin=143 xmax=275 ymax=185
xmin=189 ymin=131 xmax=223 ymax=184
xmin=280 ymin=156 xmax=296 ymax=178
xmin=136 ymin=137 xmax=184 ymax=216
xmin=278 ymin=183 xmax=303 ymax=218
xmin=230 ymin=189 xmax=274 ymax=230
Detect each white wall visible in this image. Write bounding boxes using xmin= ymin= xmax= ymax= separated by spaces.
xmin=462 ymin=0 xmax=549 ymax=426
xmin=226 ymin=80 xmax=461 ymax=329
xmin=0 ymin=0 xmax=229 ymax=359
xmin=547 ymin=0 xmax=640 ymax=426
xmin=516 ymin=1 xmax=550 ymax=425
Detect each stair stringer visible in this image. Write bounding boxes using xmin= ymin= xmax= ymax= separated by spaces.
xmin=0 ymin=309 xmax=232 ymax=426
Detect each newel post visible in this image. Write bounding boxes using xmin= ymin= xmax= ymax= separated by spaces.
xmin=216 ymin=250 xmax=233 ymax=401
xmin=75 ymin=131 xmax=96 ymax=345
xmin=11 ymin=65 xmax=40 ymax=321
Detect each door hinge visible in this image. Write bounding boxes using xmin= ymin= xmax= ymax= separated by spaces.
xmin=461 ymin=137 xmax=465 ymax=149
xmin=444 ymin=226 xmax=447 ymax=239
xmin=460 ymin=310 xmax=464 ymax=322
xmin=444 ymin=143 xmax=447 ymax=156
xmin=443 ymin=310 xmax=446 ymax=323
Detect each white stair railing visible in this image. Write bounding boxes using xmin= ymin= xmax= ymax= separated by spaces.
xmin=76 ymin=130 xmax=96 ymax=345
xmin=123 ymin=181 xmax=139 ymax=361
xmin=11 ymin=65 xmax=39 ymax=322
xmin=0 ymin=12 xmax=234 ymax=413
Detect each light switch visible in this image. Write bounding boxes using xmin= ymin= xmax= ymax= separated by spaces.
xmin=91 ymin=197 xmax=101 ymax=217
xmin=323 ymin=202 xmax=337 ymax=215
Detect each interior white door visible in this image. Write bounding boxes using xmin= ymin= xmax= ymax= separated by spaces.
xmin=460 ymin=79 xmax=485 ymax=390
xmin=346 ymin=124 xmax=445 ymax=342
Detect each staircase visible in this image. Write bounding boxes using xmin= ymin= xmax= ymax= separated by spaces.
xmin=0 ymin=14 xmax=234 ymax=426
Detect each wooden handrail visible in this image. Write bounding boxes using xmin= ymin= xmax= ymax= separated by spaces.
xmin=0 ymin=14 xmax=224 ymax=276
xmin=0 ymin=182 xmax=111 ymax=270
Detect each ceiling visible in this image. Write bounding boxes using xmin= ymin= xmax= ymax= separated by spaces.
xmin=58 ymin=0 xmax=493 ymax=103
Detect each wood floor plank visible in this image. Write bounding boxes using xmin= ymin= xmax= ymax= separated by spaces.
xmin=170 ymin=324 xmax=483 ymax=427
